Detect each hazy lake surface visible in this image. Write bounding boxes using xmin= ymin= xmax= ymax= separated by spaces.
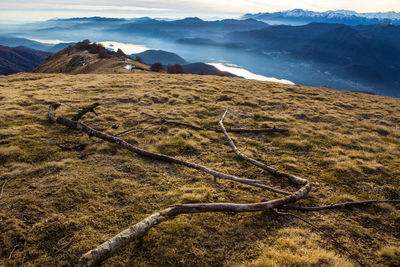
xmin=208 ymin=63 xmax=295 ymax=84
xmin=32 ymin=38 xmax=75 ymax=44
xmin=97 ymin=40 xmax=294 ymax=85
xmin=98 ymin=41 xmax=150 ymax=54
xmin=95 ymin=40 xmax=296 ymax=84
xmin=29 ymin=36 xmax=373 ymax=93
xmin=45 ymin=38 xmax=294 ymax=84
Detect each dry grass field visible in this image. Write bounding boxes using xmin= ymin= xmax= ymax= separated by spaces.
xmin=0 ymin=72 xmax=399 ymax=266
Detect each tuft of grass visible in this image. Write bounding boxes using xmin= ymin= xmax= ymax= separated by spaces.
xmin=0 ymin=145 xmax=24 ymax=163
xmin=378 ymin=246 xmax=400 ymax=266
xmin=243 ymin=228 xmax=353 ymax=267
xmin=157 ymin=136 xmax=200 ymax=155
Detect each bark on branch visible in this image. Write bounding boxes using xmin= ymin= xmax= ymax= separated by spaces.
xmin=77 ymin=183 xmax=311 ymax=266
xmin=49 ymin=104 xmax=291 ymax=195
xmin=219 ymin=108 xmax=307 ymax=185
xmin=72 ymin=102 xmax=100 ymax=121
xmin=48 ymin=103 xmax=311 ymax=266
xmin=47 ymin=103 xmax=399 ymax=267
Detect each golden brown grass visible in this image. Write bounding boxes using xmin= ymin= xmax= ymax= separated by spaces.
xmin=0 ymin=72 xmax=399 ymax=266
xmin=33 ymin=48 xmax=149 ymax=74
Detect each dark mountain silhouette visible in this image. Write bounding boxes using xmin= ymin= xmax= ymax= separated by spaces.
xmin=176 ymin=38 xmax=246 ymax=49
xmin=0 ymin=45 xmax=51 ymax=75
xmin=47 ymin=42 xmax=76 ymax=53
xmin=294 ymin=26 xmax=368 ymax=65
xmin=182 ymin=63 xmax=236 ymax=77
xmin=293 ymin=25 xmax=400 ymax=87
xmin=131 ymin=50 xmax=188 ymax=65
xmin=226 ymin=23 xmax=341 ymax=52
xmin=225 ymin=22 xmax=400 ymax=96
xmin=110 ymin=17 xmax=268 ymax=40
xmin=355 ymin=23 xmax=400 ymax=47
xmin=0 ymin=36 xmax=51 ymax=51
xmin=0 ymin=35 xmax=75 ymax=53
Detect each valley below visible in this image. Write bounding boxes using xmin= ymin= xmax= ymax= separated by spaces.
xmin=2 ymin=15 xmax=399 ymax=97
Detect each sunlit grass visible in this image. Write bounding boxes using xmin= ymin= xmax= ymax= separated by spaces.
xmin=0 ymin=72 xmax=399 ymax=266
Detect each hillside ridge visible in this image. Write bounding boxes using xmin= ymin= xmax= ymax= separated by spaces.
xmin=33 ymin=40 xmax=149 ymax=74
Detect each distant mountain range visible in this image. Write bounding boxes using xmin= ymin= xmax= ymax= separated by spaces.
xmin=1 ymin=15 xmax=400 ymax=96
xmin=0 ymin=35 xmax=75 ymax=53
xmin=226 ymin=22 xmax=400 ymax=96
xmin=109 ymin=17 xmax=268 ymax=40
xmin=0 ymin=46 xmax=50 ymax=75
xmin=182 ymin=63 xmax=235 ymax=77
xmin=130 ymin=49 xmax=234 ymax=76
xmin=243 ymin=9 xmax=400 ymax=25
xmin=131 ymin=50 xmax=188 ymax=65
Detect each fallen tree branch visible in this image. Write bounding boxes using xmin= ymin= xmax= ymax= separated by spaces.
xmin=72 ymin=102 xmax=100 ymax=121
xmin=141 ymin=112 xmax=289 ymax=134
xmin=219 ymin=108 xmax=307 ymax=185
xmin=280 ymin=199 xmax=400 ymax=211
xmin=0 ymin=179 xmax=7 ymax=200
xmin=49 ymin=103 xmax=291 ymax=195
xmin=48 ymin=103 xmax=312 ymax=266
xmin=48 ymin=103 xmax=397 ymax=267
xmin=78 ymin=184 xmax=311 ymax=266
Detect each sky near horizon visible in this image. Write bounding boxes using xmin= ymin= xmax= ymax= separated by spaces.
xmin=0 ymin=0 xmax=399 ymax=23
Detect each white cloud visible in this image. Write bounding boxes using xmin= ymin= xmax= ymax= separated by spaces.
xmin=0 ymin=0 xmax=398 ymax=23
xmin=61 ymin=5 xmax=172 ymax=12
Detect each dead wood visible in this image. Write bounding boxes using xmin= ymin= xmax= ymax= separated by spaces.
xmin=47 ymin=103 xmax=399 ymax=267
xmin=49 ymin=104 xmax=291 ymax=195
xmin=48 ymin=103 xmax=311 ymax=266
xmin=0 ymin=179 xmax=7 ymax=200
xmin=72 ymin=102 xmax=100 ymax=121
xmin=78 ymin=184 xmax=311 ymax=266
xmin=219 ymin=108 xmax=307 ymax=185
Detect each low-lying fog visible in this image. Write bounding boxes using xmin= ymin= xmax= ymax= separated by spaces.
xmin=15 ymin=28 xmax=378 ymax=94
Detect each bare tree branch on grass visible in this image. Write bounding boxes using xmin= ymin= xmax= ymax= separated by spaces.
xmin=46 ymin=103 xmax=399 ymax=267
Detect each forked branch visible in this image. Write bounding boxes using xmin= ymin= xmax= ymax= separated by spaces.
xmin=77 ymin=185 xmax=311 ymax=267
xmin=72 ymin=102 xmax=100 ymax=121
xmin=49 ymin=104 xmax=291 ymax=195
xmin=219 ymin=108 xmax=307 ymax=185
xmin=47 ymin=103 xmax=399 ymax=267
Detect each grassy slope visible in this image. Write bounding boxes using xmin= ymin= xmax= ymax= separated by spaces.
xmin=0 ymin=72 xmax=399 ymax=266
xmin=33 ymin=49 xmax=149 ymax=74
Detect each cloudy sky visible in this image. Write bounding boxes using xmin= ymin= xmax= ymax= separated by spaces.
xmin=1 ymin=0 xmax=399 ymax=23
